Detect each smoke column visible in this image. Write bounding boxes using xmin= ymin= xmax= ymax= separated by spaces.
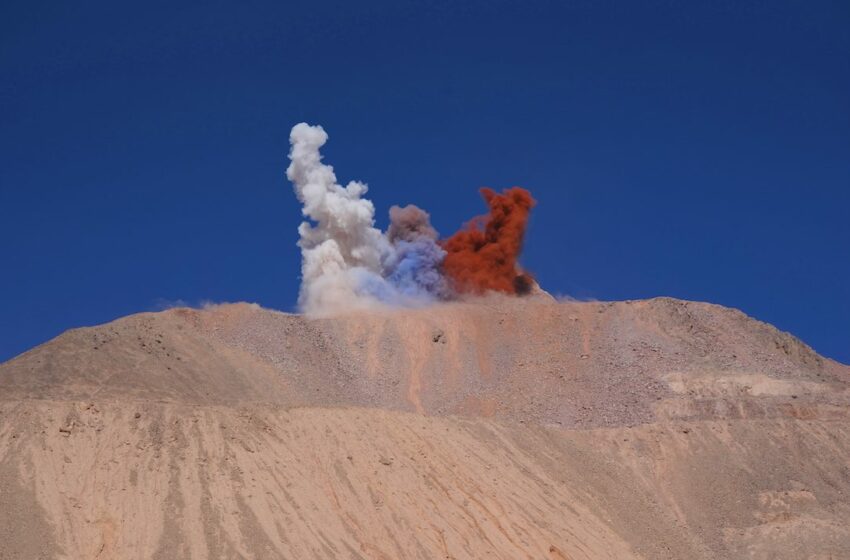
xmin=287 ymin=123 xmax=391 ymax=313
xmin=287 ymin=123 xmax=449 ymax=313
xmin=385 ymin=205 xmax=450 ymax=300
xmin=287 ymin=123 xmax=537 ymax=314
xmin=442 ymin=187 xmax=536 ymax=295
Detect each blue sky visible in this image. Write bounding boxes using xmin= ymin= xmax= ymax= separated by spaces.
xmin=1 ymin=1 xmax=848 ymax=363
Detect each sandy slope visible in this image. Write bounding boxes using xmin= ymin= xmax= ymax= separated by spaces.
xmin=1 ymin=297 xmax=848 ymax=559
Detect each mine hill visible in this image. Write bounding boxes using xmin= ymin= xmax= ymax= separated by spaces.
xmin=1 ymin=297 xmax=848 ymax=559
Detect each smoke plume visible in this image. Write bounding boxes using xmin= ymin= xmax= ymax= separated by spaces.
xmin=286 ymin=123 xmax=390 ymax=312
xmin=442 ymin=187 xmax=536 ymax=295
xmin=287 ymin=123 xmax=537 ymax=314
xmin=385 ymin=205 xmax=451 ymax=300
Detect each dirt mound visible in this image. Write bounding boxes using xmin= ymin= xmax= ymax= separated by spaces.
xmin=1 ymin=298 xmax=848 ymax=559
xmin=3 ymin=297 xmax=846 ymax=426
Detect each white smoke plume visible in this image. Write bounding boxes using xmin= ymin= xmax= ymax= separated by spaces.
xmin=287 ymin=123 xmax=447 ymax=314
xmin=287 ymin=123 xmax=388 ymax=313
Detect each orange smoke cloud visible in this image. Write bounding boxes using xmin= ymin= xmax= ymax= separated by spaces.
xmin=441 ymin=187 xmax=536 ymax=295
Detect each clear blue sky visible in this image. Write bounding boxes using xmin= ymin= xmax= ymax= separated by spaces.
xmin=1 ymin=1 xmax=848 ymax=364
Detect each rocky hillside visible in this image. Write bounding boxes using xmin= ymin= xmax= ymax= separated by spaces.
xmin=0 ymin=298 xmax=848 ymax=559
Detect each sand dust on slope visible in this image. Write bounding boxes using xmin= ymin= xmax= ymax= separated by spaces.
xmin=1 ymin=401 xmax=849 ymax=560
xmin=0 ymin=402 xmax=643 ymax=559
xmin=1 ymin=297 xmax=849 ymax=559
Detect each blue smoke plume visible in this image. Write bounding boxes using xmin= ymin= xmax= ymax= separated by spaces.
xmin=384 ymin=239 xmax=449 ymax=300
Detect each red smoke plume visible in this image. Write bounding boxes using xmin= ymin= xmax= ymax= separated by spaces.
xmin=441 ymin=187 xmax=536 ymax=295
